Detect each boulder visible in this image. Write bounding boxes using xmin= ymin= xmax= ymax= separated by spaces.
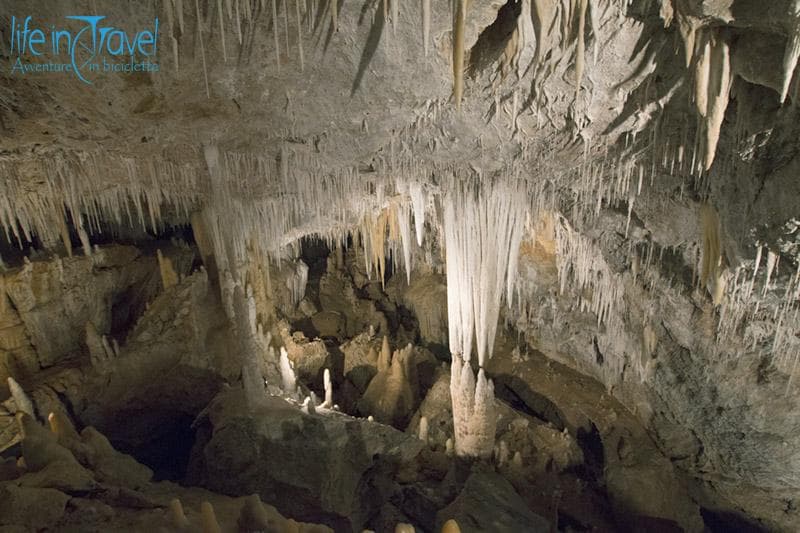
xmin=0 ymin=484 xmax=69 ymax=529
xmin=192 ymin=390 xmax=423 ymax=532
xmin=435 ymin=470 xmax=550 ymax=533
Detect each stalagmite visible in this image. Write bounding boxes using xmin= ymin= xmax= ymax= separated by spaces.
xmin=418 ymin=416 xmax=428 ymax=442
xmin=512 ymin=451 xmax=523 ymax=469
xmin=279 ymin=347 xmax=298 ymax=396
xmin=47 ymin=411 xmax=81 ymax=445
xmin=379 ymin=335 xmax=391 ymax=372
xmin=200 ymin=501 xmax=222 ymax=533
xmin=449 ymin=355 xmax=496 ymax=458
xmin=170 ymin=498 xmax=191 ymax=528
xmin=453 ymin=0 xmax=467 ymax=110
xmin=764 ymin=250 xmax=778 ymax=296
xmin=422 ymin=0 xmax=430 ymax=56
xmin=441 ymin=519 xmax=461 ymax=533
xmin=7 ymin=377 xmax=34 ymax=417
xmin=323 ymin=368 xmax=333 ymax=407
xmin=158 ymin=249 xmax=180 ymax=289
xmin=395 ymin=524 xmax=415 ymax=533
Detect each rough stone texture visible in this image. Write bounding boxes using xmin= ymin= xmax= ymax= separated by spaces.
xmin=278 ymin=321 xmax=331 ymax=387
xmin=0 ymin=246 xmax=158 ymax=378
xmin=435 ymin=469 xmax=550 ymax=533
xmin=1 ymin=0 xmax=800 ymax=529
xmin=192 ymin=389 xmax=424 ymax=532
xmin=0 ymin=485 xmax=69 ymax=529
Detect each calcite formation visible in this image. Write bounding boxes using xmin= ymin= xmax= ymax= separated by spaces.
xmin=1 ymin=0 xmax=799 ymax=530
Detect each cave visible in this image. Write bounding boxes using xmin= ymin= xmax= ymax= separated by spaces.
xmin=1 ymin=1 xmax=799 ymax=532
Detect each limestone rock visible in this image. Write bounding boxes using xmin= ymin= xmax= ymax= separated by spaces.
xmin=80 ymin=426 xmax=153 ymax=489
xmin=310 ymin=311 xmax=346 ymax=339
xmin=278 ymin=322 xmax=330 ymax=386
xmin=359 ymin=344 xmax=417 ymax=427
xmin=0 ymin=484 xmax=69 ymax=529
xmin=192 ymin=390 xmax=423 ymax=532
xmin=435 ymin=470 xmax=549 ymax=533
xmin=341 ymin=332 xmax=379 ymax=394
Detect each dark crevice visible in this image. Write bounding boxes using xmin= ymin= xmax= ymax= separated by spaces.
xmin=467 ymin=0 xmax=522 ymax=79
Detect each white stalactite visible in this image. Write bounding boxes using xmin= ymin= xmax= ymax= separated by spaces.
xmin=443 ymin=179 xmax=526 ymax=365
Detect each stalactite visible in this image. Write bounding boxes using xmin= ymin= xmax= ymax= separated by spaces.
xmin=781 ymin=1 xmax=800 ymax=103
xmin=165 ymin=0 xmax=180 ymax=72
xmin=422 ymin=0 xmax=430 ymax=55
xmin=392 ymin=0 xmax=400 ymax=34
xmin=453 ymin=0 xmax=467 ymax=110
xmin=322 ymin=0 xmax=333 ymax=33
xmin=396 ymin=199 xmax=413 ymax=284
xmin=157 ymin=249 xmax=180 ymax=289
xmin=409 ymin=182 xmax=426 ymax=246
xmin=444 ymin=179 xmax=526 ymax=365
xmin=272 ymin=0 xmax=281 ymax=69
xmin=694 ymin=32 xmax=711 ymax=117
xmin=196 ymin=0 xmax=211 ymax=98
xmin=575 ymin=0 xmax=588 ymax=96
xmin=676 ymin=11 xmax=697 ymax=68
xmin=217 ymin=0 xmax=227 ymax=62
xmin=295 ymin=0 xmax=305 ymax=71
xmin=234 ymin=0 xmax=242 ymax=44
xmin=283 ymin=0 xmax=290 ymax=54
xmin=176 ymin=0 xmax=186 ymax=33
xmin=704 ymin=34 xmax=731 ymax=170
